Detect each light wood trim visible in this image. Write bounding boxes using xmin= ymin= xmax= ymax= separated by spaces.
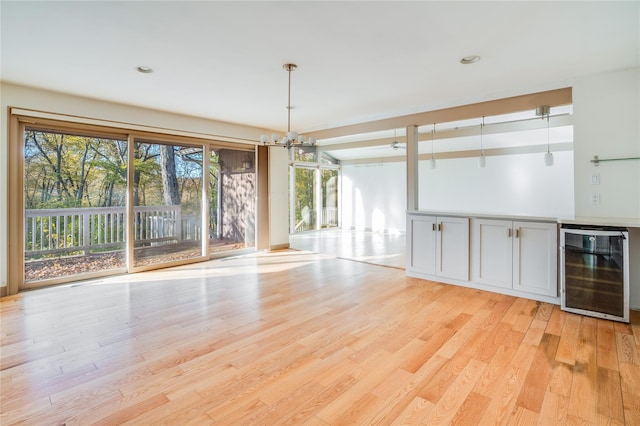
xmin=17 ymin=115 xmax=129 ymax=140
xmin=341 ymin=142 xmax=574 ymax=166
xmin=133 ymin=130 xmax=253 ymax=151
xmin=406 ymin=125 xmax=419 ymax=211
xmin=202 ymin=146 xmax=211 ymax=257
xmin=10 ymin=106 xmax=264 ymax=145
xmin=14 ymin=110 xmax=256 ymax=150
xmin=421 ymin=142 xmax=574 ymax=161
xmin=128 ymin=255 xmax=210 ymax=274
xmin=269 ymin=243 xmax=290 ymax=250
xmin=312 ymin=87 xmax=572 ymax=140
xmin=20 ymin=268 xmax=128 ymax=290
xmin=125 ymin=134 xmax=135 ymax=273
xmin=323 ymin=114 xmax=573 ymax=151
xmin=256 ymin=146 xmax=270 ymax=250
xmin=7 ymin=115 xmax=23 ymax=295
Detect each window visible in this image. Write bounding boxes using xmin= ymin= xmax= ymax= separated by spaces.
xmin=11 ymin=117 xmax=258 ymax=290
xmin=290 ymin=146 xmax=341 ymax=233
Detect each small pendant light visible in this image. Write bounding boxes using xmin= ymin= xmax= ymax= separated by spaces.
xmin=536 ymin=106 xmax=554 ymax=166
xmin=478 ymin=116 xmax=486 ymax=168
xmin=544 ymin=110 xmax=554 ymax=166
xmin=430 ymin=123 xmax=436 ymax=169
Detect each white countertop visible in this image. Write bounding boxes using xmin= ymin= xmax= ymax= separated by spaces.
xmin=557 ymin=216 xmax=640 ymax=228
xmin=407 ymin=210 xmax=557 ymax=223
xmin=408 ymin=210 xmax=640 ymax=228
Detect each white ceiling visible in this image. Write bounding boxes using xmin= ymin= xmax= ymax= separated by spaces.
xmin=1 ymin=1 xmax=638 ymax=139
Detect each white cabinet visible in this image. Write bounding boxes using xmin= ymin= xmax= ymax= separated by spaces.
xmin=513 ymin=221 xmax=558 ymax=297
xmin=472 ymin=219 xmax=513 ymax=289
xmin=437 ymin=216 xmax=470 ymax=281
xmin=472 ymin=219 xmax=558 ymax=297
xmin=409 ymin=215 xmax=469 ymax=281
xmin=409 ymin=215 xmax=436 ymax=275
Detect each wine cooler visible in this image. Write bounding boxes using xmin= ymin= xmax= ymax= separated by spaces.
xmin=560 ymin=225 xmax=629 ymax=323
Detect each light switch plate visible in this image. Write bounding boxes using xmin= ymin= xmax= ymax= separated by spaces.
xmin=591 ymin=174 xmax=600 ymax=185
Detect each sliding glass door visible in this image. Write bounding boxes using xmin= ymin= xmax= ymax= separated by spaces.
xmin=132 ymin=140 xmax=205 ymax=268
xmin=18 ymin=120 xmax=258 ymax=290
xmin=23 ymin=128 xmax=128 ymax=284
xmin=207 ymin=148 xmax=256 ymax=255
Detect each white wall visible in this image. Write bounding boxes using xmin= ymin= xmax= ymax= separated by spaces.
xmin=0 ymin=82 xmax=266 ymax=290
xmin=573 ymin=68 xmax=640 ymax=219
xmin=268 ymin=147 xmax=290 ymax=248
xmin=341 ymin=162 xmax=406 ymax=233
xmin=572 ymin=68 xmax=640 ymax=310
xmin=419 ymin=151 xmax=575 ymax=218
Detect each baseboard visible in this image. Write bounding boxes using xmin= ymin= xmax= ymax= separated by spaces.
xmin=270 ymin=243 xmax=290 ymax=250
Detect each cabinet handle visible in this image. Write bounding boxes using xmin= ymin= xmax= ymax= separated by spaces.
xmin=508 ymin=228 xmax=512 ymax=237
xmin=438 ymin=223 xmax=442 ymax=232
xmin=515 ymin=228 xmax=520 ymax=238
xmin=432 ymin=223 xmax=436 ymax=231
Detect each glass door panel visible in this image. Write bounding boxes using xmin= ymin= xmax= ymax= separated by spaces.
xmin=293 ymin=167 xmax=316 ymax=233
xmin=132 ymin=141 xmax=204 ymax=267
xmin=561 ymin=228 xmax=629 ymax=320
xmin=23 ymin=129 xmax=127 ymax=283
xmin=208 ymin=149 xmax=256 ymax=254
xmin=321 ymin=169 xmax=339 ymax=228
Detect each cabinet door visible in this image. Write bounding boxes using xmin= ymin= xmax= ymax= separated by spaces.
xmin=472 ymin=219 xmax=513 ymax=288
xmin=409 ymin=216 xmax=436 ymax=275
xmin=437 ymin=216 xmax=469 ymax=280
xmin=513 ymin=221 xmax=558 ymax=297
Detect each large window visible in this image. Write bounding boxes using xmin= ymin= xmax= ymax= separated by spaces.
xmin=23 ymin=129 xmax=128 ymax=282
xmin=208 ymin=149 xmax=256 ymax=254
xmin=321 ymin=169 xmax=339 ymax=228
xmin=290 ymin=148 xmax=340 ymax=233
xmin=14 ymin=120 xmax=257 ymax=290
xmin=292 ymin=167 xmax=316 ymax=233
xmin=132 ymin=140 xmax=205 ymax=268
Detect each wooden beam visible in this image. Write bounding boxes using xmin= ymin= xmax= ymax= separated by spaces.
xmin=311 ymin=87 xmax=572 ymax=140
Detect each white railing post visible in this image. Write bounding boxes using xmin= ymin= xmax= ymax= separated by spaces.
xmin=83 ymin=209 xmax=90 ymax=254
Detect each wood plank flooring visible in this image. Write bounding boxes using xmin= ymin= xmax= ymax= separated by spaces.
xmin=1 ymin=250 xmax=639 ymax=425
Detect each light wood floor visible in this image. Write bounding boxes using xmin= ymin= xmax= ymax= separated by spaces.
xmin=1 ymin=250 xmax=639 ymax=425
xmin=290 ymin=229 xmax=406 ymax=269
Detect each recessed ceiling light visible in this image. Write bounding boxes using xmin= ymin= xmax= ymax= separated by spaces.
xmin=460 ymin=55 xmax=481 ymax=65
xmin=136 ymin=66 xmax=153 ymax=74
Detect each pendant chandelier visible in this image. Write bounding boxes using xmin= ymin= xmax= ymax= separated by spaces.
xmin=260 ymin=63 xmax=316 ymax=149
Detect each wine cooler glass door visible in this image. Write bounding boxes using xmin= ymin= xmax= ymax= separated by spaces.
xmin=561 ymin=228 xmax=629 ymax=322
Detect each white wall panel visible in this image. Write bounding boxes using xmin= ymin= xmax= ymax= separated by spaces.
xmin=341 ymin=162 xmax=406 ymax=233
xmin=418 ymin=151 xmax=575 ymax=218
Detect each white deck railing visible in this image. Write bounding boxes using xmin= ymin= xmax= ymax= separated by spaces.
xmin=294 ymin=207 xmax=339 ymax=233
xmin=24 ymin=206 xmax=200 ymax=256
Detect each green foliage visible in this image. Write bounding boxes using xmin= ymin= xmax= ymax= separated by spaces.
xmin=24 ymin=131 xmax=128 ymax=209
